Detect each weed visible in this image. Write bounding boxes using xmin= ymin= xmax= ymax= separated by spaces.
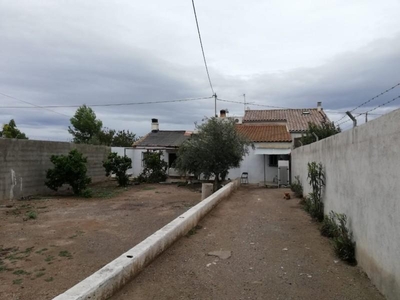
xmin=35 ymin=248 xmax=48 ymax=255
xmin=13 ymin=269 xmax=30 ymax=276
xmin=186 ymin=224 xmax=203 ymax=237
xmin=45 ymin=277 xmax=54 ymax=282
xmin=143 ymin=186 xmax=156 ymax=191
xmin=305 ymin=162 xmax=325 ymax=222
xmin=45 ymin=255 xmax=54 ymax=262
xmin=320 ymin=211 xmax=338 ymax=238
xmin=35 ymin=271 xmax=45 ymax=278
xmin=290 ymin=176 xmax=303 ymax=198
xmin=68 ymin=231 xmax=84 ymax=239
xmin=13 ymin=278 xmax=23 ymax=285
xmin=92 ymin=188 xmax=121 ymax=199
xmin=22 ymin=247 xmax=34 ymax=254
xmin=26 ymin=211 xmax=37 ymax=220
xmin=80 ymin=188 xmax=93 ymax=198
xmin=58 ymin=250 xmax=73 ymax=259
xmin=333 ymin=213 xmax=356 ymax=264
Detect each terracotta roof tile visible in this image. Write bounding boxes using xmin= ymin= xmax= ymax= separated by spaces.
xmin=235 ymin=125 xmax=291 ymax=143
xmin=243 ymin=109 xmax=330 ymax=132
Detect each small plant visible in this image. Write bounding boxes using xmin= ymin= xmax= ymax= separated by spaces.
xmin=26 ymin=211 xmax=37 ymax=220
xmin=333 ymin=213 xmax=356 ymax=264
xmin=103 ymin=152 xmax=132 ymax=187
xmin=80 ymin=188 xmax=93 ymax=198
xmin=138 ymin=151 xmax=168 ymax=183
xmin=306 ymin=162 xmax=325 ymax=222
xmin=290 ymin=176 xmax=303 ymax=198
xmin=13 ymin=269 xmax=30 ymax=276
xmin=45 ymin=277 xmax=54 ymax=282
xmin=45 ymin=149 xmax=91 ymax=195
xmin=320 ymin=211 xmax=338 ymax=238
xmin=45 ymin=255 xmax=54 ymax=262
xmin=35 ymin=271 xmax=46 ymax=278
xmin=13 ymin=278 xmax=23 ymax=285
xmin=58 ymin=250 xmax=73 ymax=259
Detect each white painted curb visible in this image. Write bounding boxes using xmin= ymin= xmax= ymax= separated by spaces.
xmin=53 ymin=179 xmax=239 ymax=300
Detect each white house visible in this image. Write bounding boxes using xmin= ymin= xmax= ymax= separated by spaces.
xmin=227 ymin=102 xmax=330 ymax=184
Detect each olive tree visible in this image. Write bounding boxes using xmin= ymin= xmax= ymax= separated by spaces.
xmin=175 ymin=117 xmax=252 ymax=191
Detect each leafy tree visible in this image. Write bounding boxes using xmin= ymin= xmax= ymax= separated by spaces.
xmin=112 ymin=130 xmax=136 ymax=147
xmin=300 ymin=121 xmax=341 ymax=146
xmin=175 ymin=117 xmax=252 ymax=191
xmin=1 ymin=119 xmax=28 ymax=139
xmin=138 ymin=151 xmax=168 ymax=183
xmin=103 ymin=152 xmax=132 ymax=186
xmin=92 ymin=127 xmax=116 ymax=146
xmin=68 ymin=105 xmax=103 ymax=144
xmin=45 ymin=149 xmax=91 ymax=195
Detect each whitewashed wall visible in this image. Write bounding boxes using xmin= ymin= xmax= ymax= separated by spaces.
xmin=291 ymin=109 xmax=400 ymax=300
xmin=227 ymin=148 xmax=278 ymax=184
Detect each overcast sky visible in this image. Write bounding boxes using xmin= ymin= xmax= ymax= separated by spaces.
xmin=1 ymin=0 xmax=400 ymax=141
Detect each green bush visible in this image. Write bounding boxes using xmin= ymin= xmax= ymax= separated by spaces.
xmin=45 ymin=149 xmax=91 ymax=195
xmin=138 ymin=151 xmax=168 ymax=183
xmin=306 ymin=162 xmax=325 ymax=222
xmin=333 ymin=213 xmax=356 ymax=264
xmin=27 ymin=211 xmax=37 ymax=220
xmin=103 ymin=152 xmax=132 ymax=186
xmin=80 ymin=188 xmax=93 ymax=198
xmin=290 ymin=176 xmax=303 ymax=198
xmin=320 ymin=211 xmax=338 ymax=238
xmin=303 ymin=193 xmax=324 ymax=222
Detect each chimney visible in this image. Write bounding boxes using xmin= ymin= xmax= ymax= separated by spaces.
xmin=151 ymin=118 xmax=159 ymax=132
xmin=317 ymin=101 xmax=322 ymax=112
xmin=220 ymin=109 xmax=226 ymax=118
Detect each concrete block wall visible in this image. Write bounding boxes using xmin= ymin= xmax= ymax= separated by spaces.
xmin=291 ymin=108 xmax=400 ymax=300
xmin=0 ymin=139 xmax=110 ymax=202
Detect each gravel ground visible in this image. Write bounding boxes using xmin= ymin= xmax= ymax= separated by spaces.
xmin=113 ymin=185 xmax=384 ymax=300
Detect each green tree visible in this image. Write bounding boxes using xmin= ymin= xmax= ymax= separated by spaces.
xmin=93 ymin=127 xmax=116 ymax=146
xmin=175 ymin=117 xmax=252 ymax=191
xmin=45 ymin=149 xmax=91 ymax=195
xmin=1 ymin=119 xmax=28 ymax=139
xmin=138 ymin=151 xmax=168 ymax=183
xmin=68 ymin=105 xmax=102 ymax=144
xmin=112 ymin=130 xmax=136 ymax=147
xmin=103 ymin=152 xmax=132 ymax=186
xmin=300 ymin=121 xmax=341 ymax=146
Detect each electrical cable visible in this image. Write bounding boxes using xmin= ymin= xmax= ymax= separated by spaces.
xmin=191 ymin=0 xmax=215 ymax=95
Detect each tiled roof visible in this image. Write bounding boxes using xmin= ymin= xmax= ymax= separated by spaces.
xmin=235 ymin=125 xmax=292 ymax=143
xmin=243 ymin=109 xmax=330 ymax=132
xmin=133 ymin=131 xmax=190 ymax=148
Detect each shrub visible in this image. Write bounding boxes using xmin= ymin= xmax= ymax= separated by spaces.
xmin=303 ymin=193 xmax=324 ymax=222
xmin=27 ymin=211 xmax=37 ymax=220
xmin=290 ymin=175 xmax=303 ymax=198
xmin=138 ymin=151 xmax=168 ymax=183
xmin=103 ymin=152 xmax=132 ymax=187
xmin=306 ymin=162 xmax=325 ymax=222
xmin=320 ymin=211 xmax=338 ymax=238
xmin=80 ymin=188 xmax=93 ymax=198
xmin=45 ymin=149 xmax=91 ymax=195
xmin=333 ymin=213 xmax=356 ymax=264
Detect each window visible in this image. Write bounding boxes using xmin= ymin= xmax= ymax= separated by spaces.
xmin=269 ymin=155 xmax=278 ymax=167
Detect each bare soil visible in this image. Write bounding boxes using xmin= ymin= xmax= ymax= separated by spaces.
xmin=113 ymin=185 xmax=384 ymax=300
xmin=0 ymin=181 xmax=201 ymax=300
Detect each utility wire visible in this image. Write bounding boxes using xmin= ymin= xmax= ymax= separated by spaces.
xmin=335 ymin=82 xmax=400 ymax=123
xmin=0 ymin=96 xmax=213 ymax=109
xmin=217 ymin=98 xmax=293 ymax=109
xmin=191 ymin=0 xmax=214 ymax=95
xmin=0 ymin=92 xmax=70 ymax=117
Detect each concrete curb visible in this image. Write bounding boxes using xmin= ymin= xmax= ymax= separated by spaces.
xmin=53 ymin=179 xmax=240 ymax=300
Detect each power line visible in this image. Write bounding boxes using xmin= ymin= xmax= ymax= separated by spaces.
xmin=335 ymin=82 xmax=400 ymax=123
xmin=0 ymin=96 xmax=213 ymax=109
xmin=0 ymin=92 xmax=70 ymax=117
xmin=217 ymin=98 xmax=293 ymax=109
xmin=191 ymin=0 xmax=214 ymax=95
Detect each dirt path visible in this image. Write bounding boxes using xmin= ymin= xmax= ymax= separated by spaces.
xmin=0 ymin=183 xmax=201 ymax=300
xmin=113 ymin=185 xmax=384 ymax=300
